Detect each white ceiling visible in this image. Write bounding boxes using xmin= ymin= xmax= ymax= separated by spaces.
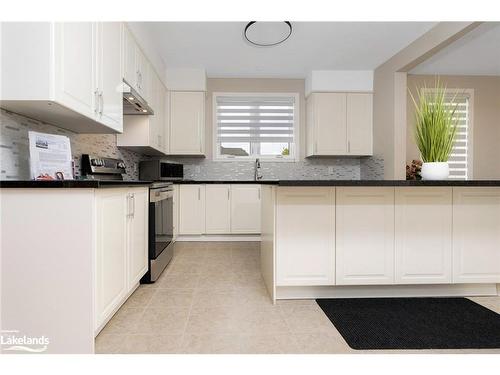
xmin=133 ymin=22 xmax=437 ymax=78
xmin=411 ymin=22 xmax=500 ymax=76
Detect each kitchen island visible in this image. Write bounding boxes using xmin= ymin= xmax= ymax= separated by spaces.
xmin=259 ymin=181 xmax=500 ymax=302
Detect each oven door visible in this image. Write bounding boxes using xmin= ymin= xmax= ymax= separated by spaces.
xmin=150 ymin=188 xmax=173 ymax=259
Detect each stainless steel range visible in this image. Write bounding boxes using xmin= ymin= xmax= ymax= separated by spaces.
xmin=141 ymin=181 xmax=174 ymax=283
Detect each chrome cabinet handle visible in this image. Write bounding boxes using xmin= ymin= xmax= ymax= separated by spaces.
xmin=227 ymin=188 xmax=230 ymax=200
xmin=348 ymin=140 xmax=351 ymax=153
xmin=198 ymin=187 xmax=201 ymax=200
xmin=131 ymin=193 xmax=135 ymax=217
xmin=126 ymin=193 xmax=131 ymax=217
xmin=94 ymin=90 xmax=99 ymax=115
xmin=99 ymin=91 xmax=103 ymax=116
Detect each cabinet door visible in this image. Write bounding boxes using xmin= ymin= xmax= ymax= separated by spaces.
xmin=347 ymin=93 xmax=372 ymax=155
xmin=395 ymin=187 xmax=452 ymax=284
xmin=336 ymin=187 xmax=395 ymax=285
xmin=453 ymin=188 xmax=500 ymax=283
xmin=96 ymin=22 xmax=123 ymax=132
xmin=95 ymin=189 xmax=128 ymax=328
xmin=122 ymin=25 xmax=137 ymax=88
xmin=127 ymin=187 xmax=149 ymax=289
xmin=312 ymin=93 xmax=347 ymax=155
xmin=230 ymin=184 xmax=261 ymax=234
xmin=169 ymin=91 xmax=205 ymax=155
xmin=276 ymin=187 xmax=335 ymax=286
xmin=179 ymin=185 xmax=205 ymax=235
xmin=54 ymin=22 xmax=96 ymax=119
xmin=205 ymin=185 xmax=231 ymax=234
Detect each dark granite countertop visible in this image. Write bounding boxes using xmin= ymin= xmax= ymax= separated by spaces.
xmin=0 ymin=180 xmax=153 ymax=188
xmin=2 ymin=179 xmax=500 ymax=188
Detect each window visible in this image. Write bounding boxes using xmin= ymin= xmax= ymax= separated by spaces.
xmin=214 ymin=93 xmax=298 ymax=160
xmin=444 ymin=93 xmax=472 ymax=180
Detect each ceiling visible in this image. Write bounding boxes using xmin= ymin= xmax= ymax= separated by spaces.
xmin=133 ymin=22 xmax=437 ymax=78
xmin=411 ymin=22 xmax=500 ymax=76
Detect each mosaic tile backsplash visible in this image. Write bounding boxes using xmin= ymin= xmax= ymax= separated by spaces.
xmin=1 ymin=108 xmax=384 ymax=181
xmin=0 ymin=109 xmax=144 ymax=180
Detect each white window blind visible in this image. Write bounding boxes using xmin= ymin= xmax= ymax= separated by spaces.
xmin=446 ymin=94 xmax=470 ymax=180
xmin=215 ymin=95 xmax=296 ymax=159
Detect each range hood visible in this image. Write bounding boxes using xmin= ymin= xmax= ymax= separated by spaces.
xmin=122 ymin=82 xmax=154 ymax=115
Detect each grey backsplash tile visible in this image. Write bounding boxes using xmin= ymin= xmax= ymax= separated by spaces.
xmin=1 ymin=108 xmax=384 ymax=181
xmin=0 ymin=109 xmax=144 ymax=180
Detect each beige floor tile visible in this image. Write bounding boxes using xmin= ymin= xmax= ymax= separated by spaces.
xmin=468 ymin=296 xmax=500 ymax=314
xmin=294 ymin=332 xmax=353 ymax=354
xmin=165 ymin=258 xmax=205 ymax=275
xmin=181 ymin=334 xmax=242 ymax=354
xmin=148 ymin=289 xmax=195 ymax=308
xmin=233 ymin=272 xmax=265 ymax=288
xmin=122 ymin=287 xmax=156 ymax=308
xmin=123 ymin=334 xmax=183 ymax=354
xmin=137 ymin=307 xmax=190 ymax=335
xmin=282 ymin=305 xmax=337 ymax=334
xmin=156 ymin=273 xmax=201 ymax=289
xmin=239 ymin=333 xmax=300 ymax=354
xmin=95 ymin=334 xmax=128 ymax=354
xmin=100 ymin=307 xmax=144 ymax=335
xmin=197 ymin=272 xmax=237 ymax=289
xmin=185 ymin=312 xmax=239 ymax=335
xmin=238 ymin=310 xmax=289 ymax=335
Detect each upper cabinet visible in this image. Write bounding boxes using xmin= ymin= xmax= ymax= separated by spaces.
xmin=169 ymin=91 xmax=206 ymax=155
xmin=0 ymin=22 xmax=123 ymax=133
xmin=122 ymin=25 xmax=151 ymax=104
xmin=306 ymin=92 xmax=373 ymax=156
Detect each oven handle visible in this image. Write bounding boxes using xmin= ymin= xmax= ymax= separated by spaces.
xmin=150 ymin=190 xmax=173 ymax=202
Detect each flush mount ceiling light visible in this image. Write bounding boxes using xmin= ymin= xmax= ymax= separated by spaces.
xmin=244 ymin=21 xmax=292 ymax=47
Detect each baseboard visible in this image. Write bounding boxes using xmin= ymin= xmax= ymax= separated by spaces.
xmin=176 ymin=234 xmax=261 ymax=242
xmin=276 ymin=283 xmax=498 ymax=300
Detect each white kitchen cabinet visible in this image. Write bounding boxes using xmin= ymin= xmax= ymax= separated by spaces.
xmin=173 ymin=184 xmax=179 ymax=240
xmin=96 ymin=22 xmax=123 ymax=132
xmin=306 ymin=93 xmax=346 ymax=155
xmin=276 ymin=187 xmax=336 ymax=286
xmin=453 ymin=188 xmax=500 ymax=283
xmin=306 ymin=92 xmax=373 ymax=156
xmin=122 ymin=24 xmax=150 ymax=103
xmin=169 ymin=91 xmax=205 ymax=155
xmin=205 ymin=185 xmax=231 ymax=234
xmin=127 ymin=187 xmax=149 ymax=289
xmin=95 ymin=189 xmax=128 ymax=329
xmin=336 ymin=187 xmax=394 ymax=285
xmin=95 ymin=187 xmax=148 ymax=332
xmin=230 ymin=184 xmax=261 ymax=234
xmin=0 ymin=22 xmax=122 ymax=133
xmin=179 ymin=185 xmax=206 ymax=235
xmin=346 ymin=93 xmax=373 ymax=155
xmin=395 ymin=187 xmax=452 ymax=284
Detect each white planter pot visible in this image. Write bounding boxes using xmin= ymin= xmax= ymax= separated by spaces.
xmin=421 ymin=162 xmax=449 ymax=180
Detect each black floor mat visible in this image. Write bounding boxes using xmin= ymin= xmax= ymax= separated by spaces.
xmin=316 ymin=297 xmax=500 ymax=350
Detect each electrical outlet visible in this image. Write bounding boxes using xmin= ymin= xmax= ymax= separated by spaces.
xmin=328 ymin=166 xmax=334 ymax=174
xmin=195 ymin=166 xmax=201 ymax=173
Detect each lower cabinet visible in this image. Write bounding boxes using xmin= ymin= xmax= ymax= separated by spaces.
xmin=95 ymin=187 xmax=148 ymax=333
xmin=177 ymin=184 xmax=261 ymax=235
xmin=205 ymin=184 xmax=231 ymax=234
xmin=179 ymin=184 xmax=206 ymax=235
xmin=276 ymin=187 xmax=335 ymax=286
xmin=395 ymin=187 xmax=452 ymax=284
xmin=335 ymin=187 xmax=395 ymax=285
xmin=453 ymin=187 xmax=500 ymax=283
xmin=230 ymin=184 xmax=261 ymax=234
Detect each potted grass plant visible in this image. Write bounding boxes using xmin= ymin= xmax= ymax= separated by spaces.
xmin=409 ymin=80 xmax=460 ymax=180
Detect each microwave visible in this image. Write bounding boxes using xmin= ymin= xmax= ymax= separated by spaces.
xmin=139 ymin=160 xmax=184 ymax=181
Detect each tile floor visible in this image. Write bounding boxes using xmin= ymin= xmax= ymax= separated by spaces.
xmin=96 ymin=241 xmax=500 ymax=354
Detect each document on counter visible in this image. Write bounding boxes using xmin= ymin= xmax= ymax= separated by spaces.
xmin=28 ymin=131 xmax=74 ymax=180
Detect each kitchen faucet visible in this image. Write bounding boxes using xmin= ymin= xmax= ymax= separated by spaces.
xmin=254 ymin=158 xmax=263 ymax=181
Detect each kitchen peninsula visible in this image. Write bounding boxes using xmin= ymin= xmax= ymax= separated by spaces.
xmin=259 ymin=180 xmax=500 ymax=302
